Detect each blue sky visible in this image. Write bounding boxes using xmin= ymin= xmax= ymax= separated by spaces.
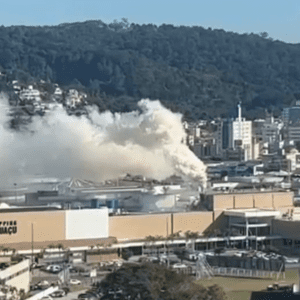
xmin=1 ymin=0 xmax=300 ymax=43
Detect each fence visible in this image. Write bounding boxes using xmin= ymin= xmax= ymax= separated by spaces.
xmin=206 ymin=255 xmax=284 ymax=272
xmin=211 ymin=266 xmax=285 ymax=279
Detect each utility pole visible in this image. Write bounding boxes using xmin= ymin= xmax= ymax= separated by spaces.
xmin=288 ymin=159 xmax=291 ymax=186
xmin=14 ymin=183 xmax=17 ymax=203
xmin=31 ymin=223 xmax=34 ymax=264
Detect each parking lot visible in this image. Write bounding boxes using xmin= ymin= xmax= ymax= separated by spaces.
xmin=28 ymin=249 xmax=300 ymax=299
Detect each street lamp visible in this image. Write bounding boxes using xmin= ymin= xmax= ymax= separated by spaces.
xmin=14 ymin=183 xmax=17 ymax=203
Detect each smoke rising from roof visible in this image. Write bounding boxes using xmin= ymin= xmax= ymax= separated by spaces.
xmin=0 ymin=95 xmax=206 ymax=186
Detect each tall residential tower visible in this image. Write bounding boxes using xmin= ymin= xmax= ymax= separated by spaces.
xmin=217 ymin=103 xmax=252 ymax=161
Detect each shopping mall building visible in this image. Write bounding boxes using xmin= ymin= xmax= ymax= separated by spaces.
xmin=0 ymin=190 xmax=299 ymax=255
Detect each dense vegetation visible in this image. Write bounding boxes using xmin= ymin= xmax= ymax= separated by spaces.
xmin=100 ymin=263 xmax=226 ymax=299
xmin=1 ymin=19 xmax=300 ymax=119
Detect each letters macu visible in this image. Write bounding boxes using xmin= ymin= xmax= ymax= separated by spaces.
xmin=0 ymin=221 xmax=17 ymax=235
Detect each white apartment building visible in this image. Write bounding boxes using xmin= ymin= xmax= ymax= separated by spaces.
xmin=217 ymin=103 xmax=253 ymax=161
xmin=19 ymin=85 xmax=41 ymax=102
xmin=253 ymin=115 xmax=283 ymax=155
xmin=287 ymin=126 xmax=300 ymax=144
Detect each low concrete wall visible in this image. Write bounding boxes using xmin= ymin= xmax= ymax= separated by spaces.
xmin=86 ymin=253 xmax=118 ymax=263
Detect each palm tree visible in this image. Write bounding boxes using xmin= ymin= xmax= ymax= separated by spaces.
xmin=64 ymin=248 xmax=71 ymax=262
xmin=96 ymin=243 xmax=104 ymax=249
xmin=174 ymin=230 xmax=182 ymax=239
xmin=111 ymin=237 xmax=118 ymax=244
xmin=57 ymin=243 xmax=64 ymax=263
xmin=184 ymin=231 xmax=199 ymax=252
xmin=144 ymin=235 xmax=156 ymax=256
xmin=2 ymin=247 xmax=9 ymax=256
xmin=48 ymin=243 xmax=56 ymax=250
xmin=57 ymin=243 xmax=64 ymax=251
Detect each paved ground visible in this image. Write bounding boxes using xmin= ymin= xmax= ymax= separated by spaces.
xmin=60 ymin=290 xmax=87 ymax=300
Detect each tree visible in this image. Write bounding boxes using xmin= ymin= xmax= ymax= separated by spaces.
xmin=208 ymin=284 xmax=227 ymax=300
xmin=2 ymin=247 xmax=9 ymax=256
xmin=100 ymin=263 xmax=225 ymax=300
xmin=259 ymin=32 xmax=269 ymax=39
xmin=57 ymin=243 xmax=64 ymax=252
xmin=144 ymin=235 xmax=158 ymax=256
xmin=185 ymin=231 xmax=199 ymax=251
xmin=19 ymin=289 xmax=26 ymax=300
xmin=48 ymin=243 xmax=55 ymax=249
xmin=96 ymin=243 xmax=104 ymax=250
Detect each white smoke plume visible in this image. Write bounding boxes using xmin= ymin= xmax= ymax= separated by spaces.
xmin=0 ymin=94 xmax=206 ymax=187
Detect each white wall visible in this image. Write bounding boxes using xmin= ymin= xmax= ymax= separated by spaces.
xmin=65 ymin=208 xmax=109 ymax=240
xmin=0 ymin=259 xmax=30 ymax=293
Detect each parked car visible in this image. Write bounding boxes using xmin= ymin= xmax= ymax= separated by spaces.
xmin=69 ymin=267 xmax=78 ymax=273
xmin=147 ymin=257 xmax=159 ymax=263
xmin=172 ymin=263 xmax=187 ymax=269
xmin=50 ymin=290 xmax=66 ymax=298
xmin=45 ymin=264 xmax=62 ymax=273
xmin=61 ymin=287 xmax=70 ymax=294
xmin=78 ymin=293 xmax=97 ymax=300
xmin=70 ymin=279 xmax=81 ymax=285
xmin=30 ymin=284 xmax=39 ymax=291
xmin=37 ymin=280 xmax=50 ymax=287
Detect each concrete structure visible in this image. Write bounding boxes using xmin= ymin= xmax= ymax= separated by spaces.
xmin=217 ymin=103 xmax=253 ymax=161
xmin=283 ymin=104 xmax=300 ymax=126
xmin=285 ymin=148 xmax=300 ymax=171
xmin=0 ymin=190 xmax=297 ymax=257
xmin=253 ymin=115 xmax=283 ymax=156
xmin=0 ymin=259 xmax=30 ymax=292
xmin=225 ymin=209 xmax=280 ymax=249
xmin=109 ymin=211 xmax=213 ymax=241
xmin=0 ymin=207 xmax=108 ymax=247
xmin=65 ymin=209 xmax=108 ymax=240
xmin=200 ymin=190 xmax=294 ymax=211
xmin=287 ymin=126 xmax=300 ymax=143
xmin=19 ymin=86 xmax=41 ymax=103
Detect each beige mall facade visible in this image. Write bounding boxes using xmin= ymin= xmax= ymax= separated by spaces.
xmin=0 ymin=191 xmax=295 ymax=250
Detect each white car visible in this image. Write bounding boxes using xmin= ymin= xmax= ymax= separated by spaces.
xmin=70 ymin=279 xmax=81 ymax=285
xmin=46 ymin=265 xmax=62 ymax=272
xmin=234 ymin=253 xmax=243 ymax=257
xmin=37 ymin=280 xmax=50 ymax=287
xmin=172 ymin=263 xmax=187 ymax=269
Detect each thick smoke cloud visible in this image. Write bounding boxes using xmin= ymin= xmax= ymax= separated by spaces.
xmin=0 ymin=95 xmax=206 ymax=187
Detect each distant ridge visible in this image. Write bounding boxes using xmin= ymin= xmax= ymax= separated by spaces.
xmin=0 ymin=20 xmax=300 ymax=119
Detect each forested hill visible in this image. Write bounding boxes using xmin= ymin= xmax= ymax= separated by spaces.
xmin=1 ymin=19 xmax=300 ymax=119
